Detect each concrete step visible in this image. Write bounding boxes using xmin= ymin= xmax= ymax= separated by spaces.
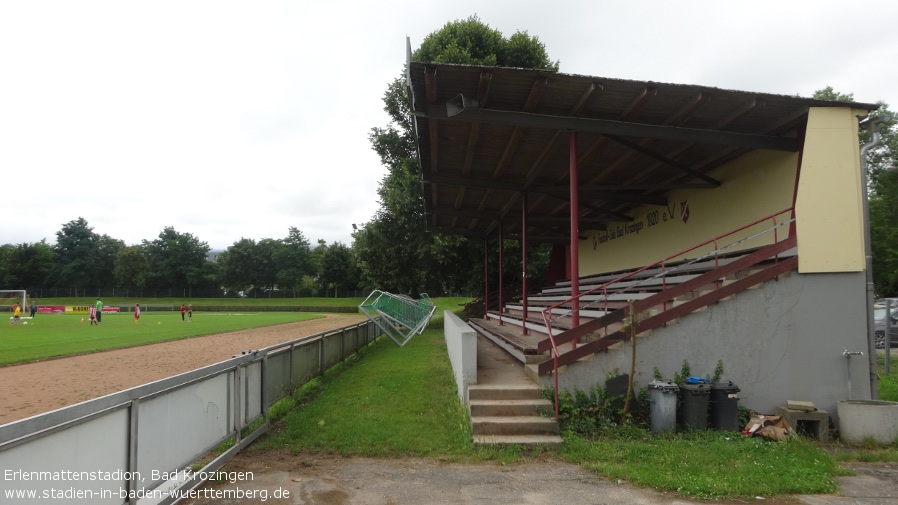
xmin=471 ymin=415 xmax=560 ymax=436
xmin=472 ymin=434 xmax=563 ymax=447
xmin=468 ymin=384 xmax=543 ymax=401
xmin=469 ymin=398 xmax=553 ymax=417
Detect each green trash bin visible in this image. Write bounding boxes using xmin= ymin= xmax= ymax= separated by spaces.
xmin=679 ymin=379 xmax=711 ymax=430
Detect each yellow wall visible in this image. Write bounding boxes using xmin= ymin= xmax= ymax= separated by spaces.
xmin=794 ymin=107 xmax=867 ymax=272
xmin=579 ymin=149 xmax=798 ymax=276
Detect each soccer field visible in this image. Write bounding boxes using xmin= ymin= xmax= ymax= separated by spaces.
xmin=0 ymin=311 xmax=324 ymax=366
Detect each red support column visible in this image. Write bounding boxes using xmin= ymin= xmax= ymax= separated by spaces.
xmin=498 ymin=221 xmax=504 ymax=326
xmin=483 ymin=237 xmax=489 ymax=320
xmin=569 ymin=132 xmax=580 ymax=346
xmin=522 ymin=193 xmax=529 ymax=336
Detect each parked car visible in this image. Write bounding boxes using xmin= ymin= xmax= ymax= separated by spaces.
xmin=876 ymin=297 xmax=898 ymax=310
xmin=874 ymin=306 xmax=898 ymax=349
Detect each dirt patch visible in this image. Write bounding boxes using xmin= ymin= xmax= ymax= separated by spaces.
xmin=0 ymin=313 xmax=366 ymax=425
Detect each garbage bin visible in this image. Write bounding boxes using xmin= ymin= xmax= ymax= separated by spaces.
xmin=710 ymin=380 xmax=741 ymax=431
xmin=648 ymin=380 xmax=679 ymax=433
xmin=679 ymin=378 xmax=711 ymax=430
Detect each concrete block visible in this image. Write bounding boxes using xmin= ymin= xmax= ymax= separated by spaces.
xmin=775 ymin=406 xmax=829 ymax=441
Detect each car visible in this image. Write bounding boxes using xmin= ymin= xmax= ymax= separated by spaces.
xmin=876 ymin=297 xmax=898 ymax=310
xmin=874 ymin=306 xmax=898 ymax=349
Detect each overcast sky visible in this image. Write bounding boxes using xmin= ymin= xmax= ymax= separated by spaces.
xmin=3 ymin=1 xmax=897 ymax=251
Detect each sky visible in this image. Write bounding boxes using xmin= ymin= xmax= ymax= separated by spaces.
xmin=3 ymin=1 xmax=898 ymax=252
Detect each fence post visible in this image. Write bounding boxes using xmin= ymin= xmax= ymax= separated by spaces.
xmin=128 ymin=398 xmax=140 ymax=505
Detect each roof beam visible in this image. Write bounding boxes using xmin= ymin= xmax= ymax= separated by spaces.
xmin=432 ymin=98 xmax=799 ymax=151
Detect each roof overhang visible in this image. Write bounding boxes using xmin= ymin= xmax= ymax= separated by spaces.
xmin=407 ymin=56 xmax=878 ymax=244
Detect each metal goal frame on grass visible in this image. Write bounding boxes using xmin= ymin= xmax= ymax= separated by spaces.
xmin=0 ymin=290 xmax=27 ymax=314
xmin=358 ymin=290 xmax=436 ymax=347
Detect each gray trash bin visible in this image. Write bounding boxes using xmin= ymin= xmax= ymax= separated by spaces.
xmin=710 ymin=381 xmax=741 ymax=431
xmin=648 ymin=380 xmax=679 ymax=433
xmin=679 ymin=380 xmax=711 ymax=430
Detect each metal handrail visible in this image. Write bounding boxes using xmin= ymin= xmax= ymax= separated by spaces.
xmin=541 ymin=207 xmax=795 ymax=419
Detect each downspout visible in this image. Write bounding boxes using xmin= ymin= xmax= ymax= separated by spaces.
xmin=859 ymin=115 xmax=886 ymax=399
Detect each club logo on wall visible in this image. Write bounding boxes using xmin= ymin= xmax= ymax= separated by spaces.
xmin=592 ymin=198 xmax=691 ymax=250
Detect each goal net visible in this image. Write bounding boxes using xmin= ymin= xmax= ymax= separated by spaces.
xmin=0 ymin=290 xmax=27 ymax=313
xmin=358 ymin=291 xmax=436 ymax=347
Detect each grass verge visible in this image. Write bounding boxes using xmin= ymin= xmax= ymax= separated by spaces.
xmin=250 ymin=312 xmax=898 ymax=500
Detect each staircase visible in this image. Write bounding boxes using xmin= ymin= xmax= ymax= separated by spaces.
xmin=468 ymin=384 xmax=562 ymax=447
xmin=464 ymin=211 xmax=797 ymax=438
xmin=468 ymin=210 xmax=796 ymax=398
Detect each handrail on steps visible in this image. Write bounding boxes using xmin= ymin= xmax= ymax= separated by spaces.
xmin=541 ymin=207 xmax=795 ymax=419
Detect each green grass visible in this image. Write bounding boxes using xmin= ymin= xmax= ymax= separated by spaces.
xmin=10 ymin=294 xmax=891 ymax=498
xmin=248 ymin=307 xmax=898 ymax=500
xmin=878 ymin=351 xmax=898 ymax=402
xmin=29 ymin=296 xmax=365 ymax=308
xmin=259 ymin=326 xmax=473 ymax=457
xmin=561 ymin=429 xmax=838 ymax=499
xmin=0 ymin=296 xmax=471 ymax=367
xmin=0 ymin=311 xmax=324 ymax=365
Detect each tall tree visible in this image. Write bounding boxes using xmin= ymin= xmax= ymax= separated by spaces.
xmin=274 ymin=227 xmax=313 ymax=297
xmin=0 ymin=241 xmax=54 ymax=290
xmin=52 ymin=217 xmax=101 ymax=292
xmin=142 ymin=227 xmax=211 ymax=295
xmin=255 ymin=238 xmax=282 ymax=295
xmin=320 ymin=242 xmax=356 ymax=297
xmin=114 ymin=245 xmax=151 ymax=292
xmin=217 ymin=238 xmax=259 ymax=296
xmin=358 ymin=16 xmax=558 ymax=295
xmin=95 ymin=234 xmax=125 ymax=289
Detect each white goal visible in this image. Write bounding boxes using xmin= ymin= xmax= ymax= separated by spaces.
xmin=0 ymin=290 xmax=27 ymax=313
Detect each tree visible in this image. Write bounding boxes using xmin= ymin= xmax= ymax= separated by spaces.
xmin=274 ymin=227 xmax=313 ymax=297
xmin=0 ymin=241 xmax=54 ymax=290
xmin=358 ymin=16 xmax=558 ymax=295
xmin=95 ymin=234 xmax=125 ymax=289
xmin=218 ymin=238 xmax=259 ymax=296
xmin=142 ymin=227 xmax=211 ymax=296
xmin=52 ymin=217 xmax=102 ymax=293
xmin=114 ymin=245 xmax=151 ymax=292
xmin=319 ymin=242 xmax=356 ymax=297
xmin=255 ymin=238 xmax=282 ymax=295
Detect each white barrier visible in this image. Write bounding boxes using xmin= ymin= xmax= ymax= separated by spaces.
xmin=0 ymin=320 xmax=380 ymax=505
xmin=443 ymin=310 xmax=477 ymax=405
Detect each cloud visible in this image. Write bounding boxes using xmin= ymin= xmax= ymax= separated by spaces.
xmin=2 ymin=0 xmax=897 ymax=253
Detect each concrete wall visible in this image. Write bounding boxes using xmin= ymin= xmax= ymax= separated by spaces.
xmin=444 ymin=310 xmax=477 ymax=404
xmin=538 ymin=270 xmax=871 ymax=425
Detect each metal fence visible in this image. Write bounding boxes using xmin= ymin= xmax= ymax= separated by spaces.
xmin=0 ymin=319 xmax=381 ymax=505
xmin=22 ymin=288 xmax=370 ymax=299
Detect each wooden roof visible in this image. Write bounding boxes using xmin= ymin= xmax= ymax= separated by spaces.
xmin=407 ymin=59 xmax=877 ymax=243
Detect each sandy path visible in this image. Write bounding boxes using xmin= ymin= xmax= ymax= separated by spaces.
xmin=0 ymin=313 xmax=366 ymax=425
